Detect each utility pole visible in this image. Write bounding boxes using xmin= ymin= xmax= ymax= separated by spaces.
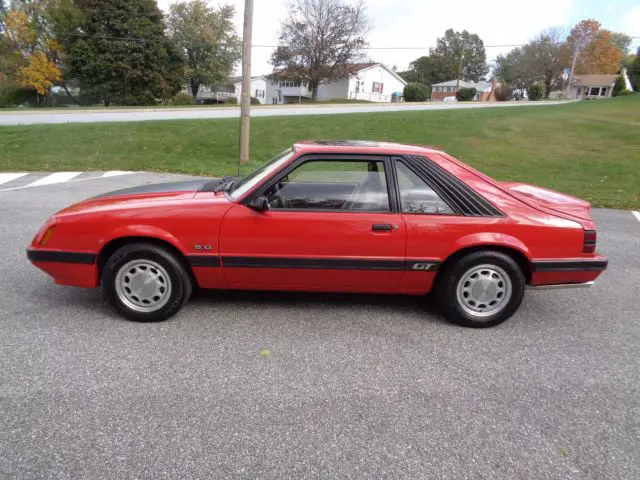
xmin=239 ymin=0 xmax=254 ymax=164
xmin=455 ymin=48 xmax=464 ymax=92
xmin=565 ymin=47 xmax=579 ymax=99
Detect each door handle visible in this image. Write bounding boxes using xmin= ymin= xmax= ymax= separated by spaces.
xmin=372 ymin=224 xmax=392 ymax=232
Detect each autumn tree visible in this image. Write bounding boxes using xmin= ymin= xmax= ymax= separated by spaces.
xmin=2 ymin=6 xmax=61 ymax=100
xmin=166 ymin=0 xmax=240 ymax=102
xmin=271 ymin=0 xmax=369 ymax=101
xmin=562 ymin=19 xmax=622 ymax=75
xmin=62 ymin=0 xmax=184 ymax=106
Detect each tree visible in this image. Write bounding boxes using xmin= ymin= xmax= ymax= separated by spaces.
xmin=562 ymin=20 xmax=622 ymax=75
xmin=63 ymin=0 xmax=184 ymax=106
xmin=166 ymin=0 xmax=240 ymax=102
xmin=271 ymin=0 xmax=369 ymax=101
xmin=19 ymin=49 xmax=61 ymax=94
xmin=527 ymin=83 xmax=545 ymax=100
xmin=523 ymin=28 xmax=563 ymax=98
xmin=612 ymin=75 xmax=627 ymax=96
xmin=632 ymin=48 xmax=640 ymax=92
xmin=610 ymin=32 xmax=632 ymax=55
xmin=403 ymin=82 xmax=427 ymax=101
xmin=430 ymin=29 xmax=489 ymax=83
xmin=455 ymin=87 xmax=476 ymax=101
xmin=1 ymin=6 xmax=63 ymax=100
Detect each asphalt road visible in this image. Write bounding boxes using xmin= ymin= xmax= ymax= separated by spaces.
xmin=0 ymin=100 xmax=569 ymax=126
xmin=1 ymin=172 xmax=639 ymax=479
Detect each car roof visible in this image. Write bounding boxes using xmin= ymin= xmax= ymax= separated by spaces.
xmin=293 ymin=140 xmax=443 ymax=156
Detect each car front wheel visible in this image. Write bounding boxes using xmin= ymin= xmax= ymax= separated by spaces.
xmin=436 ymin=250 xmax=526 ymax=328
xmin=101 ymin=243 xmax=192 ymax=322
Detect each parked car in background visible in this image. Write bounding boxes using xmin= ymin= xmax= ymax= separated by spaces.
xmin=27 ymin=141 xmax=607 ymax=328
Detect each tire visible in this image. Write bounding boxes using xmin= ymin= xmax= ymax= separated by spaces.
xmin=436 ymin=250 xmax=526 ymax=328
xmin=101 ymin=243 xmax=192 ymax=322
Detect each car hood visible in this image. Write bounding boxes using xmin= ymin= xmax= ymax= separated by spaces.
xmin=55 ymin=178 xmax=225 ymax=217
xmin=89 ymin=178 xmax=220 ymax=200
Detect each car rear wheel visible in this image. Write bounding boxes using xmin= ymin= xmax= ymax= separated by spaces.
xmin=101 ymin=243 xmax=192 ymax=322
xmin=436 ymin=250 xmax=525 ymax=328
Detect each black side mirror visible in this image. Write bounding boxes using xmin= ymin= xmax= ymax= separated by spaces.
xmin=247 ymin=195 xmax=270 ymax=212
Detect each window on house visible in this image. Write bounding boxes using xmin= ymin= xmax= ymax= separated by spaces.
xmin=589 ymin=87 xmax=600 ymax=96
xmin=372 ymin=82 xmax=384 ymax=94
xmin=396 ymin=161 xmax=454 ymax=215
xmin=599 ymin=88 xmax=607 ymax=96
xmin=255 ymin=89 xmax=265 ymax=98
xmin=264 ymin=160 xmax=390 ymax=212
xmin=447 ymin=86 xmax=455 ymax=92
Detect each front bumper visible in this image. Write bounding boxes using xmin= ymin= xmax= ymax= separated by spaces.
xmin=27 ymin=248 xmax=99 ymax=288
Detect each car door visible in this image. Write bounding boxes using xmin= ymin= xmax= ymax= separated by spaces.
xmin=219 ymin=155 xmax=406 ymax=293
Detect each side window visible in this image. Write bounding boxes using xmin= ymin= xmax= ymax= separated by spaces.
xmin=264 ymin=160 xmax=390 ymax=212
xmin=396 ymin=161 xmax=455 ymax=215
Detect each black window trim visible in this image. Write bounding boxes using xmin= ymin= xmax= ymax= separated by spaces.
xmin=243 ymin=153 xmax=400 ymax=214
xmin=400 ymin=155 xmax=505 ymax=218
xmin=393 ymin=157 xmax=461 ymax=216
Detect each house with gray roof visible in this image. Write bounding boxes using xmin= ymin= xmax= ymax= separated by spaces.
xmin=431 ymin=79 xmax=495 ymax=101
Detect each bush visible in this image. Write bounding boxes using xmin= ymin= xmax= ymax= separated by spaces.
xmin=403 ymin=82 xmax=428 ymax=102
xmin=612 ymin=75 xmax=627 ymax=96
xmin=250 ymin=96 xmax=260 ymax=105
xmin=456 ymin=87 xmax=477 ymax=101
xmin=527 ymin=83 xmax=545 ymax=101
xmin=224 ymin=97 xmax=238 ymax=104
xmin=616 ymin=89 xmax=633 ymax=96
xmin=0 ymin=84 xmax=38 ymax=107
xmin=494 ymin=84 xmax=514 ymax=101
xmin=171 ymin=92 xmax=195 ymax=105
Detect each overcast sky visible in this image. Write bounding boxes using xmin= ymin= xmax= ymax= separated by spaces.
xmin=157 ymin=0 xmax=640 ymax=76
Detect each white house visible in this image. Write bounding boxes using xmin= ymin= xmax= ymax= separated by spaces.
xmin=566 ymin=68 xmax=632 ymax=99
xmin=324 ymin=63 xmax=407 ymax=102
xmin=233 ymin=76 xmax=277 ymax=104
xmin=233 ymin=63 xmax=407 ymax=104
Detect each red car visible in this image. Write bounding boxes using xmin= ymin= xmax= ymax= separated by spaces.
xmin=27 ymin=141 xmax=607 ymax=328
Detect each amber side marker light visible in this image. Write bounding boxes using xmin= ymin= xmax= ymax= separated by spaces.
xmin=39 ymin=225 xmax=56 ymax=246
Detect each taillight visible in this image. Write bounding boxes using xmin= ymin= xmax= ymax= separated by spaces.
xmin=583 ymin=230 xmax=597 ymax=253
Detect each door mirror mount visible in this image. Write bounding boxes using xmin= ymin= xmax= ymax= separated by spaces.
xmin=247 ymin=195 xmax=270 ymax=212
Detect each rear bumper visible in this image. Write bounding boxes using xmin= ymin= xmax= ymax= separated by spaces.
xmin=529 ymin=257 xmax=607 ymax=288
xmin=27 ymin=248 xmax=99 ymax=288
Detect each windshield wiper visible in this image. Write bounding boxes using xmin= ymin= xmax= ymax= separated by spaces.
xmin=213 ymin=176 xmax=237 ymax=193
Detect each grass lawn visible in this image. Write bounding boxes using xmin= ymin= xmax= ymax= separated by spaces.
xmin=0 ymin=96 xmax=638 ymax=208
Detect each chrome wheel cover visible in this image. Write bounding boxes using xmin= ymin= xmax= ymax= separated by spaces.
xmin=456 ymin=264 xmax=512 ymax=319
xmin=115 ymin=260 xmax=172 ymax=313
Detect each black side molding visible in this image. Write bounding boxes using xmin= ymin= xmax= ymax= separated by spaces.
xmin=221 ymin=256 xmax=441 ymax=271
xmin=187 ymin=255 xmax=221 ymax=267
xmin=532 ymin=259 xmax=608 ymax=272
xmin=27 ymin=249 xmax=96 ymax=265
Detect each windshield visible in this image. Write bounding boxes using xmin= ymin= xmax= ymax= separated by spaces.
xmin=230 ymin=148 xmax=295 ymax=199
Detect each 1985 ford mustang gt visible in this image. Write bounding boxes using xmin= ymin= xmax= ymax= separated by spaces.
xmin=27 ymin=141 xmax=607 ymax=328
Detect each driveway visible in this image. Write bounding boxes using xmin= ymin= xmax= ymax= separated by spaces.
xmin=1 ymin=172 xmax=639 ymax=479
xmin=0 ymin=100 xmax=569 ymax=126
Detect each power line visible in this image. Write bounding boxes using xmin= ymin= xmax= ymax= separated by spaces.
xmin=51 ymin=31 xmax=640 ymax=50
